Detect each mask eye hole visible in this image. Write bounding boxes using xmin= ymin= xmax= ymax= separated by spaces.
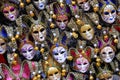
xmin=49 ymin=74 xmax=53 ymax=77
xmin=88 ymin=28 xmax=91 ymax=31
xmin=102 ymin=52 xmax=106 ymax=55
xmin=83 ymin=62 xmax=87 ymax=65
xmin=55 ymin=72 xmax=58 ymax=74
xmin=10 ymin=7 xmax=15 ymax=12
xmin=61 ymin=51 xmax=65 ymax=54
xmin=54 ymin=53 xmax=58 ymax=55
xmin=63 ymin=19 xmax=68 ymax=22
xmin=33 ymin=31 xmax=39 ymax=34
xmin=3 ymin=10 xmax=9 ymax=14
xmin=40 ymin=28 xmax=45 ymax=32
xmin=56 ymin=20 xmax=62 ymax=22
xmin=34 ymin=0 xmax=39 ymax=1
xmin=28 ymin=49 xmax=33 ymax=52
xmin=78 ymin=63 xmax=81 ymax=65
xmin=1 ymin=42 xmax=6 ymax=46
xmin=82 ymin=31 xmax=86 ymax=33
xmin=111 ymin=10 xmax=115 ymax=14
xmin=104 ymin=12 xmax=109 ymax=15
xmin=109 ymin=51 xmax=113 ymax=54
xmin=22 ymin=50 xmax=27 ymax=53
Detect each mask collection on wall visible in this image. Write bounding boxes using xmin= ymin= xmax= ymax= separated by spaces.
xmin=0 ymin=0 xmax=120 ymax=80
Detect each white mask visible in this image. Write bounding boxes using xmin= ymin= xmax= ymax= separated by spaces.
xmin=21 ymin=44 xmax=35 ymax=60
xmin=75 ymin=57 xmax=89 ymax=73
xmin=33 ymin=0 xmax=47 ymax=10
xmin=52 ymin=46 xmax=67 ymax=64
xmin=100 ymin=46 xmax=115 ymax=63
xmin=101 ymin=4 xmax=116 ymax=24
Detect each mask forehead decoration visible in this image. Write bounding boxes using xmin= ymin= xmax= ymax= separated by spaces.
xmin=31 ymin=23 xmax=47 ymax=42
xmin=19 ymin=40 xmax=35 ymax=60
xmin=33 ymin=0 xmax=47 ymax=10
xmin=99 ymin=0 xmax=117 ymax=24
xmin=70 ymin=46 xmax=92 ymax=73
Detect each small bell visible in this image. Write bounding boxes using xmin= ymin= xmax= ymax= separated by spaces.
xmin=37 ymin=74 xmax=41 ymax=79
xmin=54 ymin=37 xmax=58 ymax=42
xmin=20 ymin=2 xmax=24 ymax=8
xmin=89 ymin=75 xmax=94 ymax=80
xmin=96 ymin=57 xmax=101 ymax=62
xmin=72 ymin=1 xmax=76 ymax=5
xmin=33 ymin=76 xmax=37 ymax=80
xmin=94 ymin=48 xmax=99 ymax=53
xmin=97 ymin=25 xmax=102 ymax=29
xmin=52 ymin=14 xmax=56 ymax=19
xmin=30 ymin=11 xmax=35 ymax=17
xmin=12 ymin=60 xmax=17 ymax=65
xmin=45 ymin=61 xmax=49 ymax=65
xmin=104 ymin=35 xmax=108 ymax=40
xmin=93 ymin=6 xmax=99 ymax=12
xmin=50 ymin=23 xmax=55 ymax=28
xmin=114 ymin=39 xmax=118 ymax=43
xmin=34 ymin=47 xmax=38 ymax=50
xmin=40 ymin=48 xmax=44 ymax=53
xmin=76 ymin=19 xmax=83 ymax=25
xmin=67 ymin=56 xmax=73 ymax=61
xmin=13 ymin=53 xmax=18 ymax=58
xmin=26 ymin=0 xmax=31 ymax=3
xmin=72 ymin=32 xmax=78 ymax=38
xmin=62 ymin=72 xmax=66 ymax=76
xmin=62 ymin=69 xmax=66 ymax=73
xmin=15 ymin=34 xmax=19 ymax=39
xmin=96 ymin=62 xmax=100 ymax=67
xmin=11 ymin=37 xmax=16 ymax=42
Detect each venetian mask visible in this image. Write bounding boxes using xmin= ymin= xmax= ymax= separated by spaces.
xmin=56 ymin=15 xmax=68 ymax=30
xmin=47 ymin=67 xmax=61 ymax=80
xmin=80 ymin=24 xmax=94 ymax=40
xmin=20 ymin=43 xmax=35 ymax=60
xmin=33 ymin=0 xmax=47 ymax=10
xmin=3 ymin=5 xmax=18 ymax=21
xmin=100 ymin=46 xmax=115 ymax=63
xmin=52 ymin=46 xmax=67 ymax=64
xmin=31 ymin=24 xmax=46 ymax=42
xmin=75 ymin=56 xmax=89 ymax=73
xmin=101 ymin=4 xmax=116 ymax=24
xmin=77 ymin=0 xmax=90 ymax=11
xmin=0 ymin=38 xmax=6 ymax=54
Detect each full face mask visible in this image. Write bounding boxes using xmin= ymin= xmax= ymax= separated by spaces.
xmin=52 ymin=46 xmax=67 ymax=64
xmin=77 ymin=0 xmax=90 ymax=11
xmin=100 ymin=46 xmax=115 ymax=63
xmin=31 ymin=24 xmax=46 ymax=42
xmin=47 ymin=67 xmax=61 ymax=80
xmin=75 ymin=57 xmax=89 ymax=73
xmin=101 ymin=4 xmax=116 ymax=24
xmin=56 ymin=15 xmax=68 ymax=30
xmin=21 ymin=43 xmax=35 ymax=60
xmin=0 ymin=38 xmax=6 ymax=54
xmin=33 ymin=0 xmax=47 ymax=10
xmin=80 ymin=24 xmax=94 ymax=40
xmin=3 ymin=5 xmax=18 ymax=21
